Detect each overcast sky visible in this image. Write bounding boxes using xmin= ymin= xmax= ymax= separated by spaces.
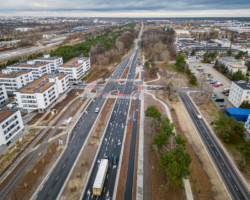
xmin=1 ymin=0 xmax=250 ymax=17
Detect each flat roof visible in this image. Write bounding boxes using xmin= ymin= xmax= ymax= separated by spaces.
xmin=61 ymin=57 xmax=81 ymax=68
xmin=234 ymin=81 xmax=250 ymax=90
xmin=8 ymin=62 xmax=47 ymax=68
xmin=93 ymin=159 xmax=108 ymax=189
xmin=226 ymin=107 xmax=250 ymax=116
xmin=35 ymin=56 xmax=61 ymax=61
xmin=0 ymin=71 xmax=30 ymax=78
xmin=0 ymin=108 xmax=17 ymax=123
xmin=18 ymin=74 xmax=54 ymax=94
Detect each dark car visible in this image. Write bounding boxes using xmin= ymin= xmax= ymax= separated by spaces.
xmin=112 ymin=156 xmax=118 ymax=165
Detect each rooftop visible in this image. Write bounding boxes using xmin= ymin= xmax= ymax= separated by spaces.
xmin=226 ymin=107 xmax=250 ymax=116
xmin=61 ymin=57 xmax=81 ymax=68
xmin=0 ymin=108 xmax=17 ymax=123
xmin=234 ymin=80 xmax=250 ymax=90
xmin=8 ymin=62 xmax=47 ymax=68
xmin=18 ymin=74 xmax=54 ymax=94
xmin=0 ymin=71 xmax=30 ymax=78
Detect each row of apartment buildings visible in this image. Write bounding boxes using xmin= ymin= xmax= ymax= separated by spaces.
xmin=0 ymin=55 xmax=91 ymax=146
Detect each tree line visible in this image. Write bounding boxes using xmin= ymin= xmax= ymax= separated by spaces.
xmin=145 ymin=105 xmax=191 ymax=189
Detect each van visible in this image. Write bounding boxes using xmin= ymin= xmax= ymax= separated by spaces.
xmin=196 ymin=114 xmax=202 ymax=120
xmin=95 ymin=108 xmax=99 ymax=113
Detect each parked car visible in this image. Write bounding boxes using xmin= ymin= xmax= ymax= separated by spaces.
xmin=224 ymin=93 xmax=229 ymax=96
xmin=211 ymin=94 xmax=217 ymax=98
xmin=219 ymin=104 xmax=226 ymax=107
xmin=213 ymin=84 xmax=219 ymax=87
xmin=95 ymin=107 xmax=100 ymax=113
xmin=207 ymin=79 xmax=212 ymax=82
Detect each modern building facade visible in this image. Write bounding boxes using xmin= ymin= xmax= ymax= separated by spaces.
xmin=0 ymin=84 xmax=8 ymax=105
xmin=0 ymin=108 xmax=24 ymax=145
xmin=0 ymin=69 xmax=33 ymax=93
xmin=228 ymin=81 xmax=250 ymax=107
xmin=14 ymin=74 xmax=69 ymax=113
xmin=58 ymin=57 xmax=90 ymax=81
xmin=34 ymin=54 xmax=63 ymax=73
xmin=7 ymin=61 xmax=52 ymax=79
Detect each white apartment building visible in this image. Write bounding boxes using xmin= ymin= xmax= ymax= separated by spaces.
xmin=218 ymin=57 xmax=247 ymax=75
xmin=34 ymin=54 xmax=63 ymax=73
xmin=0 ymin=108 xmax=24 ymax=145
xmin=7 ymin=61 xmax=52 ymax=80
xmin=0 ymin=85 xmax=8 ymax=105
xmin=228 ymin=81 xmax=250 ymax=107
xmin=58 ymin=57 xmax=91 ymax=81
xmin=0 ymin=69 xmax=33 ymax=93
xmin=14 ymin=74 xmax=69 ymax=113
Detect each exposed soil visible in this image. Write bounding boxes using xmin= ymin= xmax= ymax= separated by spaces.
xmin=152 ymin=90 xmax=230 ymax=200
xmin=10 ymin=141 xmax=60 ymax=200
xmin=52 ymin=129 xmax=64 ymax=138
xmin=68 ymin=98 xmax=86 ymax=118
xmin=117 ymin=100 xmax=136 ymax=200
xmin=0 ymin=129 xmax=41 ymax=176
xmin=40 ymin=89 xmax=84 ymax=126
xmin=52 ymin=97 xmax=80 ymax=126
xmin=27 ymin=113 xmax=44 ymax=125
xmin=35 ymin=128 xmax=53 ymax=147
xmin=172 ymin=110 xmax=214 ymax=200
xmin=135 ymin=72 xmax=139 ymax=79
xmin=97 ymin=81 xmax=106 ymax=84
xmin=143 ymin=93 xmax=185 ymax=200
xmin=60 ymin=98 xmax=116 ymax=200
xmin=0 ymin=155 xmax=29 ymax=192
xmin=121 ymin=65 xmax=130 ymax=79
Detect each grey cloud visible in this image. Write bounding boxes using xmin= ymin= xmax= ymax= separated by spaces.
xmin=0 ymin=0 xmax=250 ymax=12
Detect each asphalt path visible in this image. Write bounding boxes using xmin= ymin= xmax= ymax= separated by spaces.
xmin=0 ymin=97 xmax=83 ymax=199
xmin=82 ymin=99 xmax=130 ymax=200
xmin=179 ymin=90 xmax=250 ymax=200
xmin=36 ymin=97 xmax=106 ymax=200
xmin=124 ymin=97 xmax=140 ymax=200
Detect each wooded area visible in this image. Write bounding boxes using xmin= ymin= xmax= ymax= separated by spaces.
xmin=141 ymin=27 xmax=176 ymax=61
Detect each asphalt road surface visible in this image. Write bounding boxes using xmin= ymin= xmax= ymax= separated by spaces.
xmin=179 ymin=90 xmax=250 ymax=200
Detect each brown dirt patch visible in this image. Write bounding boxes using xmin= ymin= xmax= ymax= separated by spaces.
xmin=52 ymin=129 xmax=64 ymax=138
xmin=135 ymin=72 xmax=139 ymax=79
xmin=121 ymin=65 xmax=130 ymax=79
xmin=80 ymin=99 xmax=91 ymax=113
xmin=0 ymin=129 xmax=41 ymax=176
xmin=172 ymin=110 xmax=214 ymax=200
xmin=40 ymin=89 xmax=84 ymax=126
xmin=10 ymin=142 xmax=59 ymax=200
xmin=0 ymin=155 xmax=29 ymax=192
xmin=117 ymin=100 xmax=136 ymax=200
xmin=35 ymin=129 xmax=53 ymax=147
xmin=60 ymin=98 xmax=116 ymax=200
xmin=53 ymin=97 xmax=80 ymax=126
xmin=91 ymin=89 xmax=96 ymax=93
xmin=27 ymin=113 xmax=44 ymax=125
xmin=68 ymin=98 xmax=86 ymax=118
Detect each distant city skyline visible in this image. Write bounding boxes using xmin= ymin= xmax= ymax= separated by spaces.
xmin=0 ymin=0 xmax=250 ymax=17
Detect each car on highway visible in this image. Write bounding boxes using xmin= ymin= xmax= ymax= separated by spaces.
xmin=95 ymin=108 xmax=100 ymax=113
xmin=112 ymin=156 xmax=118 ymax=165
xmin=196 ymin=114 xmax=202 ymax=119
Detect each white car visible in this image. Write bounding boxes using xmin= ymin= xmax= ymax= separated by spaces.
xmin=95 ymin=108 xmax=99 ymax=113
xmin=196 ymin=114 xmax=202 ymax=120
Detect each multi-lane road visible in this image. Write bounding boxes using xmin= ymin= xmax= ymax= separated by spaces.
xmin=180 ymin=89 xmax=250 ymax=200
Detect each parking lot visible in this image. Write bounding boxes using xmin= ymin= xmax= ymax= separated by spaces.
xmin=188 ymin=60 xmax=234 ymax=108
